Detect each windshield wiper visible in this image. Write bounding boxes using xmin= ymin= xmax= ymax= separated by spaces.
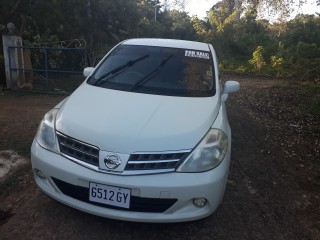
xmin=94 ymin=54 xmax=149 ymax=86
xmin=130 ymin=54 xmax=173 ymax=91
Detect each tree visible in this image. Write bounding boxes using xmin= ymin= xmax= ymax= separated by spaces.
xmin=232 ymin=0 xmax=308 ymax=20
xmin=208 ymin=0 xmax=241 ymax=32
xmin=168 ymin=10 xmax=195 ymax=39
xmin=295 ymin=41 xmax=320 ymax=81
xmin=168 ymin=0 xmax=308 ymax=20
xmin=233 ymin=10 xmax=272 ymax=57
xmin=191 ymin=16 xmax=213 ymax=43
xmin=275 ymin=14 xmax=320 ymax=80
xmin=270 ymin=55 xmax=285 ymax=76
xmin=137 ymin=0 xmax=161 ymax=22
xmin=249 ymin=45 xmax=266 ymax=73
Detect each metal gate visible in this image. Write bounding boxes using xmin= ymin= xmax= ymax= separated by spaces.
xmin=7 ymin=41 xmax=87 ymax=94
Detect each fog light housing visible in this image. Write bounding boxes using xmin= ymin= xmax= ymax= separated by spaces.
xmin=35 ymin=169 xmax=46 ymax=179
xmin=193 ymin=198 xmax=207 ymax=208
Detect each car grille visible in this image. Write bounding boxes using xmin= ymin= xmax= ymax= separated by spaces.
xmin=56 ymin=132 xmax=190 ymax=174
xmin=52 ymin=178 xmax=177 ymax=213
xmin=56 ymin=132 xmax=99 ymax=166
xmin=125 ymin=152 xmax=189 ymax=172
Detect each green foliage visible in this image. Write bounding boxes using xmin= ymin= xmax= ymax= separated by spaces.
xmin=270 ymin=55 xmax=285 ymax=76
xmin=0 ymin=0 xmax=319 ymax=81
xmin=249 ymin=46 xmax=266 ymax=73
xmin=235 ymin=65 xmax=250 ymax=74
xmin=273 ymin=15 xmax=320 ymax=81
xmin=191 ymin=16 xmax=214 ymax=43
xmin=168 ymin=10 xmax=195 ymax=40
xmin=271 ymin=55 xmax=284 ymax=68
xmin=294 ymin=42 xmax=320 ymax=81
xmin=208 ymin=0 xmax=241 ymax=33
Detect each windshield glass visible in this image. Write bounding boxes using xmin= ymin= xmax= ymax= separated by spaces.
xmin=87 ymin=44 xmax=216 ymax=97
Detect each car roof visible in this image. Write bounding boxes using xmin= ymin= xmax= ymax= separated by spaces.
xmin=122 ymin=38 xmax=211 ymax=51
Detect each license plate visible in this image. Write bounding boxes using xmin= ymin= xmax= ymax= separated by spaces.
xmin=89 ymin=182 xmax=131 ymax=209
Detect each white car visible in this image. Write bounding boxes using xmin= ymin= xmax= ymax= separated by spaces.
xmin=31 ymin=38 xmax=240 ymax=222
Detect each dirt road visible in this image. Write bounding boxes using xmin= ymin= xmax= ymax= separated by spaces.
xmin=0 ymin=78 xmax=319 ymax=239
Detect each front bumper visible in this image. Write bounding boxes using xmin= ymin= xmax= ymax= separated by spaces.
xmin=31 ymin=140 xmax=231 ymax=223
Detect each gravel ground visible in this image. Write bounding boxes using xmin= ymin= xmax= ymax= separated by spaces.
xmin=0 ymin=77 xmax=319 ymax=239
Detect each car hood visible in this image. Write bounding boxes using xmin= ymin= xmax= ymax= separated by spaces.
xmin=56 ymin=84 xmax=220 ymax=153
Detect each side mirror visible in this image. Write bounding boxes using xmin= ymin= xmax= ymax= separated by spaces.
xmin=221 ymin=81 xmax=240 ymax=101
xmin=83 ymin=67 xmax=95 ymax=77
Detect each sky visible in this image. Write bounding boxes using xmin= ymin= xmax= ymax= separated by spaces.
xmin=165 ymin=0 xmax=320 ymax=20
xmin=183 ymin=0 xmax=218 ymax=18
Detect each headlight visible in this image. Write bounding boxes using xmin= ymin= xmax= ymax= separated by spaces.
xmin=176 ymin=129 xmax=228 ymax=172
xmin=36 ymin=108 xmax=59 ymax=153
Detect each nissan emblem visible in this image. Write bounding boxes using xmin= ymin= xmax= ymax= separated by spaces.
xmin=104 ymin=154 xmax=122 ymax=169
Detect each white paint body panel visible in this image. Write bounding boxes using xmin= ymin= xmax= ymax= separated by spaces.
xmin=31 ymin=38 xmax=238 ymax=222
xmin=56 ymin=83 xmax=220 ymax=153
xmin=31 ymin=139 xmax=231 ymax=222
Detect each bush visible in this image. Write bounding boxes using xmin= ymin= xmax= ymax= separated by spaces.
xmin=249 ymin=46 xmax=266 ymax=74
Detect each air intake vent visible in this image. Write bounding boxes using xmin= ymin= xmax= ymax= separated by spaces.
xmin=57 ymin=132 xmax=99 ymax=166
xmin=125 ymin=151 xmax=190 ymax=172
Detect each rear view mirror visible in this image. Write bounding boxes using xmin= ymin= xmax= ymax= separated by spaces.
xmin=221 ymin=81 xmax=240 ymax=101
xmin=83 ymin=67 xmax=95 ymax=77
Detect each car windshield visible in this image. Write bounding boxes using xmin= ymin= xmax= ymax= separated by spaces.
xmin=87 ymin=44 xmax=216 ymax=97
